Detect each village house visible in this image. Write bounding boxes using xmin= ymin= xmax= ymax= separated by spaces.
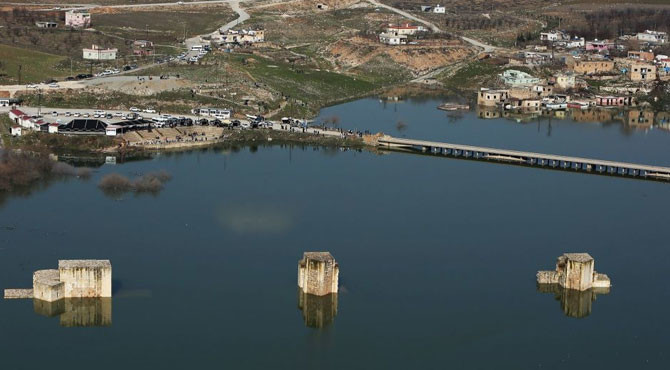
xmin=500 ymin=70 xmax=541 ymax=86
xmin=514 ymin=51 xmax=552 ymax=66
xmin=65 ymin=10 xmax=91 ymax=28
xmin=379 ymin=32 xmax=407 ymax=45
xmin=627 ymin=63 xmax=657 ymax=82
xmin=506 ymin=98 xmax=541 ymax=111
xmin=10 ymin=126 xmax=22 ymax=137
xmin=216 ymin=28 xmax=265 ymax=46
xmin=585 ymin=40 xmax=614 ymax=52
xmin=316 ymin=3 xmax=328 ymax=10
xmin=595 ymin=95 xmax=632 ymax=106
xmin=132 ymin=40 xmax=154 ymax=56
xmin=35 ymin=21 xmax=57 ymax=29
xmin=628 ymin=51 xmax=654 ymax=62
xmin=532 ymin=84 xmax=554 ymax=97
xmin=83 ymin=44 xmax=117 ymax=60
xmin=540 ymin=31 xmax=569 ymax=42
xmin=565 ymin=37 xmax=585 ymax=49
xmin=637 ymin=30 xmax=667 ymax=44
xmin=477 ymin=88 xmax=509 ymax=106
xmin=555 ymin=73 xmax=576 ymax=90
xmin=433 ymin=5 xmax=446 ymax=13
xmin=420 ymin=5 xmax=432 ymax=12
xmin=572 ymin=59 xmax=615 ymax=75
xmin=386 ymin=23 xmax=425 ymax=36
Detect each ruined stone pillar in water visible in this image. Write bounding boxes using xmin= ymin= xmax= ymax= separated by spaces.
xmin=298 ymin=252 xmax=339 ymax=296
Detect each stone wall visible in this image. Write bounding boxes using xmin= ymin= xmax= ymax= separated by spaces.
xmin=33 ymin=269 xmax=64 ymax=302
xmin=59 ymin=260 xmax=112 ymax=298
xmin=298 ymin=252 xmax=339 ymax=296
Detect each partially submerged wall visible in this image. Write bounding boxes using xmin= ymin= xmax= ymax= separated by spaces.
xmin=298 ymin=252 xmax=339 ymax=296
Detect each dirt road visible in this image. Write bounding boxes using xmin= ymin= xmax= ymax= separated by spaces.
xmin=366 ymin=0 xmax=497 ymax=52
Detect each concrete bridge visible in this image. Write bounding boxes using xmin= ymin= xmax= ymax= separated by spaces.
xmin=377 ymin=136 xmax=670 ymax=182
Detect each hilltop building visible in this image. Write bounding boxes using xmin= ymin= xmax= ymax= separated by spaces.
xmin=637 ymin=30 xmax=667 ymax=44
xmin=500 ymin=69 xmax=541 ymax=86
xmin=65 ymin=10 xmax=91 ymax=28
xmin=379 ymin=32 xmax=407 ymax=45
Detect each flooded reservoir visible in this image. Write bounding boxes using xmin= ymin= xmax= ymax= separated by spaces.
xmin=1 ymin=96 xmax=669 ymax=369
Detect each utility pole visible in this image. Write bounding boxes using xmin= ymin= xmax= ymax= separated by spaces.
xmin=70 ymin=58 xmax=73 ymax=76
xmin=37 ymin=89 xmax=42 ymax=116
xmin=18 ymin=64 xmax=22 ymax=85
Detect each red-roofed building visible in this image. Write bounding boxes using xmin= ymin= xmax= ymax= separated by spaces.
xmin=9 ymin=109 xmax=25 ymax=121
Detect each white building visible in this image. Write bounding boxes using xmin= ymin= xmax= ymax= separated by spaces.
xmin=540 ymin=31 xmax=568 ymax=42
xmin=10 ymin=126 xmax=21 ymax=137
xmin=565 ymin=37 xmax=585 ymax=49
xmin=379 ymin=32 xmax=407 ymax=45
xmin=65 ymin=10 xmax=91 ymax=28
xmin=83 ymin=44 xmax=117 ymax=60
xmin=216 ymin=28 xmax=265 ymax=45
xmin=433 ymin=5 xmax=446 ymax=13
xmin=637 ymin=30 xmax=667 ymax=44
xmin=386 ymin=23 xmax=425 ymax=36
xmin=48 ymin=123 xmax=60 ymax=134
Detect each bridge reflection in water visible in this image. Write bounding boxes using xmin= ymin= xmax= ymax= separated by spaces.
xmin=33 ymin=298 xmax=112 ymax=327
xmin=537 ymin=284 xmax=610 ymax=319
xmin=297 ymin=289 xmax=338 ymax=329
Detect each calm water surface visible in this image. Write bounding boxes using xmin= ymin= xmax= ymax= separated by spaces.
xmin=1 ymin=97 xmax=669 ymax=369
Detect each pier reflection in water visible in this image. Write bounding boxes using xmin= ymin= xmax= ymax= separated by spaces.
xmin=33 ymin=298 xmax=112 ymax=327
xmin=537 ymin=284 xmax=610 ymax=319
xmin=297 ymin=289 xmax=338 ymax=328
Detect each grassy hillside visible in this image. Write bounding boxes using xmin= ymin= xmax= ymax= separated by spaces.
xmin=0 ymin=44 xmax=68 ymax=84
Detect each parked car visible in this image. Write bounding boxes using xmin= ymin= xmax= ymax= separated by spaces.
xmin=51 ymin=111 xmax=58 ymax=117
xmin=26 ymin=84 xmax=38 ymax=89
xmin=130 ymin=107 xmax=141 ymax=112
xmin=115 ymin=112 xmax=124 ymax=117
xmin=65 ymin=76 xmax=75 ymax=81
xmin=82 ymin=113 xmax=90 ymax=118
xmin=48 ymin=83 xmax=60 ymax=88
xmin=65 ymin=112 xmax=72 ymax=117
xmin=74 ymin=112 xmax=81 ymax=117
xmin=143 ymin=108 xmax=156 ymax=113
